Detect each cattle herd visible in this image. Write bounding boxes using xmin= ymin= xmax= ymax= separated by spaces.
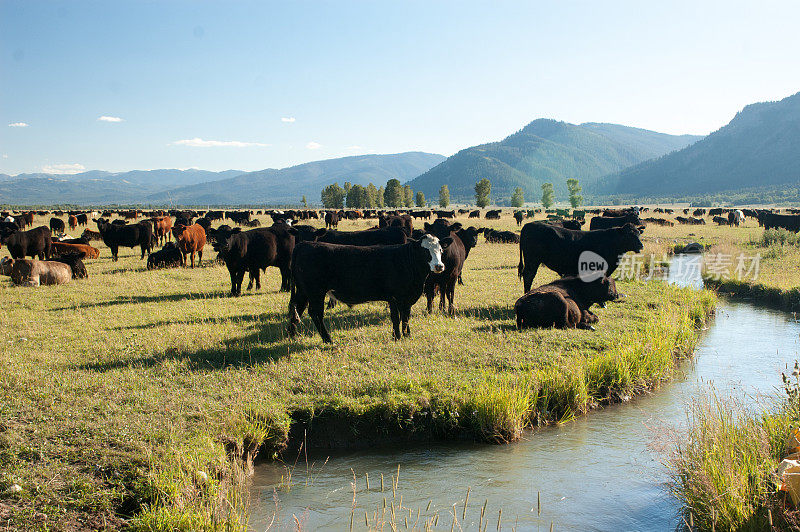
xmin=0 ymin=205 xmax=794 ymax=340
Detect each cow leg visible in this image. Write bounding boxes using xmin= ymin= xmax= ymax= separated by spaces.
xmin=389 ymin=302 xmax=402 ymax=340
xmin=197 ymin=249 xmax=202 ymax=267
xmin=446 ymin=279 xmax=457 ymax=316
xmin=288 ymin=289 xmax=309 ymax=337
xmin=457 ymin=275 xmax=464 ymax=286
xmin=308 ymin=297 xmax=332 ymax=343
xmin=279 ymin=267 xmax=290 ymax=292
xmin=400 ymin=305 xmax=411 ymax=337
xmin=111 ymin=245 xmax=119 ymax=262
xmin=424 ymin=279 xmax=435 ymax=313
xmin=231 ymin=269 xmax=245 ymax=296
xmin=438 ymin=281 xmax=447 ymax=313
xmin=141 ymin=244 xmax=146 ymax=260
xmin=189 ymin=251 xmax=195 ymax=268
xmin=522 ymin=261 xmax=540 ymax=293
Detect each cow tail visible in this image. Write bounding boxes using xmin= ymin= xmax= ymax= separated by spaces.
xmin=518 ymin=243 xmax=524 ymax=279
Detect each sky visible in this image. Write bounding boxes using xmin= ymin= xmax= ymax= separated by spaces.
xmin=2 ymin=0 xmax=800 ymax=176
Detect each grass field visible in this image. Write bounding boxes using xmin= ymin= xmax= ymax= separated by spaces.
xmin=0 ymin=210 xmax=719 ymax=530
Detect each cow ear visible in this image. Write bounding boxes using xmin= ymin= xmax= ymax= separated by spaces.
xmin=450 ymin=222 xmax=462 ymax=232
xmin=440 ymin=236 xmax=454 ymax=248
xmin=287 ymin=227 xmax=299 ymax=235
xmin=314 ymin=228 xmax=327 ymax=237
xmin=424 ymin=222 xmax=432 ymax=232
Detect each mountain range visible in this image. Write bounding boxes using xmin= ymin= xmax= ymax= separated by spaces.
xmin=407 ymin=120 xmax=702 ymax=203
xmin=3 ymin=91 xmax=800 ymax=206
xmin=595 ymin=91 xmax=800 ymax=202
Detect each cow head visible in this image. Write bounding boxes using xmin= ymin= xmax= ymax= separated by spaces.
xmin=419 ymin=234 xmax=446 ymax=273
xmin=619 ymin=223 xmax=644 ymax=253
xmin=0 ymin=257 xmax=13 ymax=275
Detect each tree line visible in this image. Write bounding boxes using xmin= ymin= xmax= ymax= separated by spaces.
xmin=321 ymin=177 xmax=584 ymax=209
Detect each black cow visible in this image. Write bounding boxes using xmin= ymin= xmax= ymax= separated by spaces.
xmin=378 ymin=213 xmax=413 ymax=236
xmin=76 ymin=213 xmax=88 ymax=226
xmin=325 ymin=211 xmax=339 ymax=229
xmin=423 ymin=221 xmax=465 ymax=315
xmin=1 ymin=226 xmax=52 ymax=260
xmin=518 ymin=222 xmax=643 ymax=292
xmin=315 ymin=227 xmax=407 ymax=246
xmin=484 ymin=229 xmax=520 ymax=244
xmin=218 ymin=227 xmax=294 ymax=296
xmin=50 ymin=252 xmax=88 ymax=279
xmin=287 ymin=235 xmax=448 ymax=343
xmin=589 ymin=213 xmax=642 ymax=231
xmin=147 ymin=242 xmax=184 ymax=270
xmin=485 ymin=209 xmax=501 ymax=220
xmin=759 ymin=212 xmax=800 ymax=232
xmin=513 ymin=211 xmax=524 ymax=226
xmin=455 ymin=226 xmax=484 ymax=285
xmin=95 ymin=219 xmax=154 ymax=261
xmin=49 ymin=217 xmax=65 ymax=234
xmin=515 ymin=276 xmax=619 ymax=330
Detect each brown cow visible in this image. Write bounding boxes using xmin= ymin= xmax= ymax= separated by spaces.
xmin=1 ymin=258 xmax=73 ymax=286
xmin=174 ymin=224 xmax=206 ymax=268
xmin=81 ymin=229 xmax=103 ymax=242
xmin=51 ymin=241 xmax=100 ymax=259
xmin=68 ymin=215 xmax=78 ymax=230
xmin=153 ymin=216 xmax=173 ymax=245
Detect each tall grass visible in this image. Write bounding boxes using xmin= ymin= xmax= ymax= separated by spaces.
xmin=671 ymin=371 xmax=800 ymax=531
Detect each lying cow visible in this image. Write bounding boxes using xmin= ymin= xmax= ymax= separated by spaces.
xmin=147 ymin=242 xmax=184 ymax=270
xmin=1 ymin=258 xmax=73 ymax=286
xmin=288 ymin=234 xmax=448 ymax=343
xmin=589 ymin=213 xmax=642 ymax=230
xmin=518 ymin=222 xmax=643 ymax=292
xmin=515 ymin=276 xmax=619 ymax=330
xmin=51 ymin=241 xmax=100 ymax=259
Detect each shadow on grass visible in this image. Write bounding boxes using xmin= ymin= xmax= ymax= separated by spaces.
xmin=76 ymin=309 xmax=390 ymax=371
xmin=49 ymin=290 xmax=262 ymax=311
xmin=458 ymin=304 xmax=515 ymax=321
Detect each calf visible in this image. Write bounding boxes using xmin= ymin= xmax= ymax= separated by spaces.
xmin=518 ymin=222 xmax=643 ymax=292
xmin=288 ymin=235 xmax=448 ymax=343
xmin=153 ymin=216 xmax=173 ymax=245
xmin=147 ymin=242 xmax=184 ymax=270
xmin=515 ymin=276 xmax=619 ymax=330
xmin=81 ymin=229 xmax=103 ymax=242
xmin=96 ymin=219 xmax=154 ymax=260
xmin=174 ymin=224 xmax=206 ymax=268
xmin=50 ymin=252 xmax=88 ymax=279
xmin=455 ymin=226 xmax=484 ymax=285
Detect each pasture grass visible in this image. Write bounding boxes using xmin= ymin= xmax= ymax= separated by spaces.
xmin=0 ymin=211 xmax=716 ymax=530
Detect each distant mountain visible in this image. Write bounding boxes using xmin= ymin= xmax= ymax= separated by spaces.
xmin=0 ymin=168 xmax=244 ymax=205
xmin=148 ymin=152 xmax=446 ymax=205
xmin=595 ymin=91 xmax=800 ymax=201
xmin=406 ymin=120 xmax=702 ymax=203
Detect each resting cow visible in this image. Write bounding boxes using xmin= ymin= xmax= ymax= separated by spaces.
xmin=147 ymin=242 xmax=184 ymax=270
xmin=1 ymin=258 xmax=73 ymax=286
xmin=288 ymin=234 xmax=448 ymax=343
xmin=515 ymin=276 xmax=619 ymax=330
xmin=518 ymin=222 xmax=643 ymax=292
xmin=51 ymin=241 xmax=100 ymax=259
xmin=589 ymin=213 xmax=642 ymax=230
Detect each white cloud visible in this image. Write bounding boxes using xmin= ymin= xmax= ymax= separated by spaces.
xmin=1 ymin=154 xmax=7 ymax=159
xmin=171 ymin=137 xmax=270 ymax=148
xmin=98 ymin=115 xmax=124 ymax=122
xmin=8 ymin=122 xmax=28 ymax=127
xmin=281 ymin=117 xmax=296 ymax=123
xmin=306 ymin=141 xmax=322 ymax=150
xmin=345 ymin=145 xmax=364 ymax=151
xmin=42 ymin=163 xmax=86 ymax=174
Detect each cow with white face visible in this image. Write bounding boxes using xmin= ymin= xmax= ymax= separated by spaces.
xmin=288 ymin=234 xmax=451 ymax=343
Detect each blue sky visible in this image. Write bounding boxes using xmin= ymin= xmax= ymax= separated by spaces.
xmin=2 ymin=0 xmax=800 ymax=175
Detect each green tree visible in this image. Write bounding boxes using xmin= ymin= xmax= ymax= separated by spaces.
xmin=475 ymin=178 xmax=491 ymax=208
xmin=415 ymin=191 xmax=426 ymax=207
xmin=439 ymin=185 xmax=450 ymax=208
xmin=566 ymin=178 xmax=583 ymax=208
xmin=301 ymin=195 xmax=308 ymax=208
xmin=510 ymin=187 xmax=524 ymax=208
xmin=377 ymin=186 xmax=385 ymax=208
xmin=541 ymin=183 xmax=555 ymax=209
xmin=321 ymin=183 xmax=345 ymax=209
xmin=403 ymin=185 xmax=414 ymax=208
xmin=384 ymin=179 xmax=404 ymax=208
xmin=366 ymin=183 xmax=379 ymax=208
xmin=346 ymin=184 xmax=368 ymax=208
xmin=343 ymin=181 xmax=352 ymax=197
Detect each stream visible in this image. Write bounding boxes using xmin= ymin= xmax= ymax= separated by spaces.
xmin=248 ymin=256 xmax=800 ymax=531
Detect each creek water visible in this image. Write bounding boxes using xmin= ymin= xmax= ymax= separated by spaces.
xmin=248 ymin=256 xmax=800 ymax=531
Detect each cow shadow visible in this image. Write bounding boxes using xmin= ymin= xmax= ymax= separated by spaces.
xmin=77 ymin=308 xmax=390 ymax=372
xmin=49 ymin=290 xmax=248 ymax=311
xmin=460 ymin=304 xmax=518 ymax=333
